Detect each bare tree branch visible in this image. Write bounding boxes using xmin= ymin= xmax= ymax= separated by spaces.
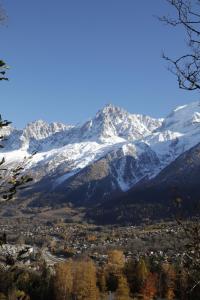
xmin=161 ymin=0 xmax=200 ymax=91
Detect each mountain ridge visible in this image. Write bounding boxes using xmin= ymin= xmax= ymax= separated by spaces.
xmin=1 ymin=101 xmax=200 ymax=223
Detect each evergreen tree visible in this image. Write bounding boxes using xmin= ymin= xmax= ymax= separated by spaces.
xmin=124 ymin=259 xmax=136 ymax=294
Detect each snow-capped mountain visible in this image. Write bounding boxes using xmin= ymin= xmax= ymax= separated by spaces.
xmin=80 ymin=104 xmax=162 ymax=141
xmin=1 ymin=101 xmax=200 ymax=208
xmin=90 ymin=141 xmax=200 ymax=225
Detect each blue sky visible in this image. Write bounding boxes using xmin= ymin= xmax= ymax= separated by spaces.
xmin=0 ymin=0 xmax=199 ymax=128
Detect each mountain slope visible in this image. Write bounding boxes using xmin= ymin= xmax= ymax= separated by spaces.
xmin=1 ymin=101 xmax=200 ymax=220
xmin=89 ymin=142 xmax=200 ymax=224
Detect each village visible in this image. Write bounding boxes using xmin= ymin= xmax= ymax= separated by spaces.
xmin=0 ymin=217 xmax=187 ymax=269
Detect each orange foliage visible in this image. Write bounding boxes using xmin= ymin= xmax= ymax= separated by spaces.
xmin=108 ymin=250 xmax=125 ymax=268
xmin=141 ymin=272 xmax=157 ymax=300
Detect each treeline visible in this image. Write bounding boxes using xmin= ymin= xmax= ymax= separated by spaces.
xmin=0 ymin=249 xmax=198 ymax=300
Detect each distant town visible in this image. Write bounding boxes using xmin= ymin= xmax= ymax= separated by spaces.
xmin=0 ymin=217 xmax=188 ymax=268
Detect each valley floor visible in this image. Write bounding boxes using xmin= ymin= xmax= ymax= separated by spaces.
xmin=0 ymin=215 xmax=198 ymax=299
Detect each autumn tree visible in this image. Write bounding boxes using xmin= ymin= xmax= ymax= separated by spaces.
xmin=108 ymin=250 xmax=125 ymax=269
xmin=72 ymin=260 xmax=99 ymax=300
xmin=115 ymin=274 xmax=130 ymax=300
xmin=162 ymin=263 xmax=176 ymax=300
xmin=141 ymin=272 xmax=157 ymax=300
xmin=105 ymin=250 xmax=126 ymax=294
xmin=136 ymin=258 xmax=149 ymax=290
xmin=97 ymin=266 xmax=107 ymax=295
xmin=53 ymin=261 xmax=73 ymax=300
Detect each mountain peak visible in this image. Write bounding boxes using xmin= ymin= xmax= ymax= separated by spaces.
xmin=96 ymin=104 xmax=125 ymax=118
xmin=80 ymin=104 xmax=162 ymax=142
xmin=27 ymin=119 xmax=47 ymax=126
xmin=23 ymin=120 xmax=72 ymax=141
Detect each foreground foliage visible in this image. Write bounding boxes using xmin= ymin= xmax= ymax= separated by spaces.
xmin=0 ymin=249 xmax=199 ymax=300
